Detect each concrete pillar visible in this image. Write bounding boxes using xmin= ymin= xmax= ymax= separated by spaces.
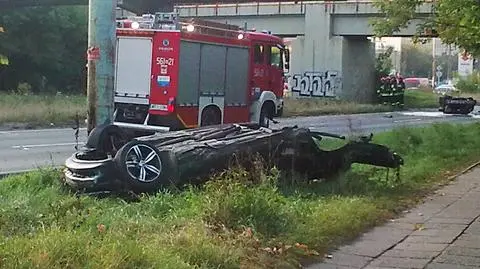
xmin=287 ymin=3 xmax=376 ymax=103
xmin=86 ymin=0 xmax=117 ymax=134
xmin=341 ymin=36 xmax=376 ymax=103
xmin=289 ymin=4 xmax=344 ymax=99
xmin=288 ymin=36 xmax=304 ymax=78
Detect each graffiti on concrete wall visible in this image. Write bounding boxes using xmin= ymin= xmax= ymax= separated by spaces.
xmin=290 ymin=71 xmax=341 ymax=97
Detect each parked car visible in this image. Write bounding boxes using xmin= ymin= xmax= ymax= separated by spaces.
xmin=404 ymin=78 xmax=421 ymax=89
xmin=434 ymin=83 xmax=459 ymax=95
xmin=404 ymin=77 xmax=430 ymax=90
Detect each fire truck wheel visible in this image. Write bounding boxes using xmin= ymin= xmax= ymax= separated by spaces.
xmin=201 ymin=106 xmax=221 ymax=126
xmin=275 ymin=107 xmax=284 ymax=117
xmin=113 ymin=140 xmax=176 ymax=193
xmin=259 ymin=102 xmax=274 ymax=128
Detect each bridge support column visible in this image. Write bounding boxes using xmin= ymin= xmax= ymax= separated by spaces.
xmin=289 ymin=4 xmax=376 ymax=103
xmin=341 ymin=37 xmax=376 ymax=102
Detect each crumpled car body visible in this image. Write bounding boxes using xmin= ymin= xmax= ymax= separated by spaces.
xmin=63 ymin=123 xmax=404 ymax=194
xmin=439 ymin=95 xmax=477 ymax=115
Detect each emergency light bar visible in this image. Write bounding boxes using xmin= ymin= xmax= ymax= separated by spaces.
xmin=117 ymin=12 xmax=180 ymax=30
xmin=116 ymin=12 xmax=252 ymax=40
xmin=177 ymin=18 xmax=247 ymax=40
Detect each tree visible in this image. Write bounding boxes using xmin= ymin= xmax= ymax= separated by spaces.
xmin=376 ymin=46 xmax=394 ymax=78
xmin=0 ymin=6 xmax=88 ymax=93
xmin=371 ymin=0 xmax=480 ymax=57
xmin=0 ymin=26 xmax=7 ymax=66
xmin=401 ymin=44 xmax=431 ymax=77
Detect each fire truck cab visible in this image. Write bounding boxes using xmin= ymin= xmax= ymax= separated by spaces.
xmin=113 ymin=12 xmax=289 ymax=132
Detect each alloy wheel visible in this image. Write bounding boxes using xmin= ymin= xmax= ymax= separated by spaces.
xmin=125 ymin=144 xmax=162 ymax=182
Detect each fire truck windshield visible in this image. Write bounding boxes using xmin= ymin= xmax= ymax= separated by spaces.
xmin=270 ymin=46 xmax=282 ymax=68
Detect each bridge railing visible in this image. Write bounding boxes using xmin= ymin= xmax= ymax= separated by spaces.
xmin=175 ymin=1 xmax=435 ymax=17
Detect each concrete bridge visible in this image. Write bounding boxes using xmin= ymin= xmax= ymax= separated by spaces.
xmin=176 ymin=1 xmax=436 ymax=102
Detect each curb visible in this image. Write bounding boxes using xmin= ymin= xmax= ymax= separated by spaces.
xmin=0 ymin=166 xmax=63 ymax=179
xmin=0 ymin=169 xmax=33 ymax=179
xmin=447 ymin=160 xmax=480 ymax=181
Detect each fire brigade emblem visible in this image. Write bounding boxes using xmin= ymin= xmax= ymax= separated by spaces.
xmin=157 ymin=75 xmax=170 ymax=87
xmin=162 ymin=39 xmax=169 ymax=47
xmin=160 ymin=65 xmax=168 ymax=75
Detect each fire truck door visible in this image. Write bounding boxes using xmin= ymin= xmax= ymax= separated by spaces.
xmin=265 ymin=44 xmax=284 ymax=97
xmin=251 ymin=43 xmax=268 ymax=94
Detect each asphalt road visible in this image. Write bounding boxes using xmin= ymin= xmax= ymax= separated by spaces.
xmin=1 ymin=109 xmax=480 ymax=174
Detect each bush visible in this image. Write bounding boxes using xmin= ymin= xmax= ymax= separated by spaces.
xmin=0 ymin=93 xmax=86 ymax=126
xmin=455 ymin=71 xmax=480 ymax=93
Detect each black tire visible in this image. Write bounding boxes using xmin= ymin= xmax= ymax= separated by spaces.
xmin=444 ymin=105 xmax=453 ymax=114
xmin=259 ymin=104 xmax=274 ymax=128
xmin=275 ymin=106 xmax=284 ymax=117
xmin=113 ymin=140 xmax=178 ymax=193
xmin=201 ymin=106 xmax=221 ymax=126
xmin=84 ymin=124 xmax=128 ymax=156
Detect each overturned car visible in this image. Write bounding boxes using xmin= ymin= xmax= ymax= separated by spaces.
xmin=63 ymin=123 xmax=404 ymax=193
xmin=439 ymin=95 xmax=477 ymax=115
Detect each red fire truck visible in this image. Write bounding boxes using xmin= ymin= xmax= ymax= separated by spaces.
xmin=113 ymin=12 xmax=289 ymax=132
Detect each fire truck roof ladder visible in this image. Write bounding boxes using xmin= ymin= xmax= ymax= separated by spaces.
xmin=117 ymin=12 xmax=249 ymax=39
xmin=179 ymin=18 xmax=245 ymax=39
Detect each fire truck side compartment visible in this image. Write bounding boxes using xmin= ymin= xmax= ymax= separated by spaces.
xmin=177 ymin=40 xmax=249 ymax=108
xmin=224 ymin=46 xmax=249 ymax=106
xmin=199 ymin=43 xmax=226 ymax=97
xmin=177 ymin=41 xmax=200 ymax=105
xmin=114 ymin=36 xmax=152 ymax=103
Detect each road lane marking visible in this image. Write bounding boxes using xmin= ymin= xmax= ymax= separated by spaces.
xmin=399 ymin=111 xmax=450 ymax=117
xmin=12 ymin=142 xmax=86 ymax=149
xmin=0 ymin=128 xmax=87 ymax=135
xmin=393 ymin=118 xmax=423 ymax=123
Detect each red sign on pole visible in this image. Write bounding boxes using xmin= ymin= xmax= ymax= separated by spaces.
xmin=87 ymin=47 xmax=100 ymax=61
xmin=461 ymin=50 xmax=470 ymax=61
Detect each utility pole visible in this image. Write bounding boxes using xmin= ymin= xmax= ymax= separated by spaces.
xmin=86 ymin=0 xmax=116 ymax=134
xmin=447 ymin=44 xmax=452 ymax=81
xmin=431 ymin=38 xmax=436 ymax=88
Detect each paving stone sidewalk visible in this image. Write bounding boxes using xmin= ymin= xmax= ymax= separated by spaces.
xmin=306 ymin=167 xmax=480 ymax=269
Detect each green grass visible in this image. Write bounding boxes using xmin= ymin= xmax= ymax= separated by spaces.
xmin=1 ymin=122 xmax=480 ymax=268
xmin=283 ymin=90 xmax=439 ymax=117
xmin=0 ymin=93 xmax=86 ymax=128
xmin=455 ymin=71 xmax=480 ymax=93
xmin=404 ymin=89 xmax=439 ymax=109
xmin=283 ymin=98 xmax=392 ymax=117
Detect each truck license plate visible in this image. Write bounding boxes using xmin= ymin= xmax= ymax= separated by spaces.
xmin=150 ymin=104 xmax=168 ymax=111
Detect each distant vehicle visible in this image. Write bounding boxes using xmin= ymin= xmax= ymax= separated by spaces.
xmin=403 ymin=77 xmax=430 ymax=90
xmin=434 ymin=83 xmax=459 ymax=95
xmin=403 ymin=78 xmax=421 ymax=89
